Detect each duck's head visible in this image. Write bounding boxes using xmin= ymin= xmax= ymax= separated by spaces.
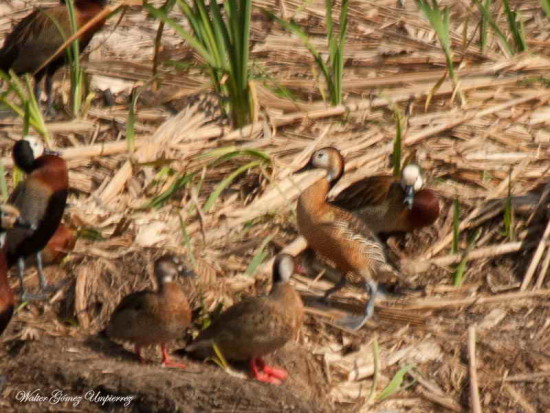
xmin=272 ymin=253 xmax=295 ymax=284
xmin=0 ymin=204 xmax=33 ymax=231
xmin=295 ymin=147 xmax=345 ymax=187
xmin=13 ymin=136 xmax=60 ymax=173
xmin=400 ymin=164 xmax=424 ymax=209
xmin=154 ymin=254 xmax=197 ymax=284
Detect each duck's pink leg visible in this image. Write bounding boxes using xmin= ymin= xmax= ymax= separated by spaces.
xmin=256 ymin=358 xmax=288 ymax=381
xmin=161 ymin=344 xmax=186 ymax=369
xmin=249 ymin=358 xmax=282 ymax=385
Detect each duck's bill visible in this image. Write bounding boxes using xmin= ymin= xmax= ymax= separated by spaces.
xmin=294 ymin=162 xmax=313 ymax=175
xmin=44 ymin=148 xmax=61 ymax=156
xmin=403 ymin=185 xmax=415 ymax=209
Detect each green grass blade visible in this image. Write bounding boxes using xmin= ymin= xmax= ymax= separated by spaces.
xmin=0 ymin=161 xmax=8 ymax=201
xmin=543 ymin=0 xmax=550 ymax=17
xmin=502 ymin=0 xmax=528 ymax=52
xmin=480 ymin=0 xmax=491 ymax=53
xmin=453 ymin=229 xmax=480 ymax=286
xmin=203 ymin=160 xmax=261 ymax=212
xmin=245 ymin=234 xmax=275 ymax=276
xmin=126 ymin=87 xmax=142 ymax=154
xmin=472 ymin=0 xmax=514 ymax=55
xmin=451 ymin=199 xmax=460 ymax=255
xmin=376 ymin=364 xmax=415 ymax=402
xmin=145 ymin=3 xmax=217 ymax=68
xmin=367 ymin=338 xmax=380 ymax=403
xmin=503 ymin=169 xmax=515 ymax=240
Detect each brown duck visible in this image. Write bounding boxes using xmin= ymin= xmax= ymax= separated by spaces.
xmin=0 ymin=0 xmax=108 ymax=112
xmin=331 ymin=164 xmax=440 ymax=235
xmin=186 ymin=254 xmax=304 ymax=385
xmin=106 ymin=255 xmax=194 ymax=368
xmin=296 ymin=147 xmax=398 ymax=331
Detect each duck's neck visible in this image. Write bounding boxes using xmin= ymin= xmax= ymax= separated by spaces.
xmin=298 ymin=178 xmax=330 ymax=215
xmin=270 ymin=283 xmax=296 ymax=302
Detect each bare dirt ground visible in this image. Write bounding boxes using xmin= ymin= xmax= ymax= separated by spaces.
xmin=1 ymin=0 xmax=549 ymax=412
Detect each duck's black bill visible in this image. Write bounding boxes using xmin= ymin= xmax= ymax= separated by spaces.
xmin=403 ymin=185 xmax=415 ymax=209
xmin=44 ymin=149 xmax=61 ymax=156
xmin=294 ymin=162 xmax=313 ymax=175
xmin=181 ymin=268 xmax=198 ymax=278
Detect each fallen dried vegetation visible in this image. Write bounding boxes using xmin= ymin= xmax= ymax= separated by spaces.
xmin=0 ymin=0 xmax=549 ymax=411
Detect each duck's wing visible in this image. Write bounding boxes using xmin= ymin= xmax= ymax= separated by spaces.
xmin=322 ymin=207 xmax=391 ymax=270
xmin=331 ymin=175 xmax=396 ymax=210
xmin=0 ymin=7 xmax=69 ymax=74
xmin=187 ymin=297 xmax=292 ymax=358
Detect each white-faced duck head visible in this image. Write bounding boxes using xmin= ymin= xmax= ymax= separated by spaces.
xmin=401 ymin=164 xmax=424 ymax=209
xmin=294 ymin=147 xmax=345 ymax=187
xmin=272 ymin=253 xmax=295 ymax=284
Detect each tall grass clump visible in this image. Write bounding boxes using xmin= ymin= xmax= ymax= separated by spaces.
xmin=64 ymin=0 xmax=86 ymax=116
xmin=0 ymin=72 xmax=50 ymax=142
xmin=479 ymin=0 xmax=491 ymax=53
xmin=417 ymin=1 xmax=466 ymax=107
xmin=502 ymin=0 xmax=528 ymax=52
xmin=473 ymin=0 xmax=527 ymax=55
xmin=264 ymin=0 xmax=349 ymax=105
xmin=146 ymin=0 xmax=254 ymax=127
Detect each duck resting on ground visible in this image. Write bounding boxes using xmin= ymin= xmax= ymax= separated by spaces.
xmin=106 ymin=254 xmax=194 ymax=368
xmin=186 ymin=254 xmax=304 ymax=385
xmin=330 ymin=163 xmax=440 ymax=235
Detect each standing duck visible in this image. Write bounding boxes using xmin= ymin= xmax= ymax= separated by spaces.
xmin=186 ymin=254 xmax=304 ymax=385
xmin=6 ymin=136 xmax=68 ymax=300
xmin=330 ymin=164 xmax=440 ymax=235
xmin=295 ymin=147 xmax=398 ymax=331
xmin=0 ymin=204 xmax=32 ymax=336
xmin=106 ymin=255 xmax=194 ymax=368
xmin=0 ymin=0 xmax=108 ymax=112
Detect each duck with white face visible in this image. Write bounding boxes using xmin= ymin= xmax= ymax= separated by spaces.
xmin=400 ymin=164 xmax=424 ymax=209
xmin=6 ymin=136 xmax=68 ymax=301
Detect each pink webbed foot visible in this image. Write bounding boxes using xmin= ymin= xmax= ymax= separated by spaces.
xmin=262 ymin=365 xmax=288 ymax=380
xmin=162 ymin=359 xmax=187 ymax=369
xmin=254 ymin=371 xmax=283 ymax=385
xmin=250 ymin=358 xmax=288 ymax=384
xmin=161 ymin=344 xmax=186 ymax=369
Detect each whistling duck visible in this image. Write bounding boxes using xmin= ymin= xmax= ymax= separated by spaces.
xmin=331 ymin=164 xmax=440 ymax=235
xmin=295 ymin=147 xmax=398 ymax=331
xmin=0 ymin=204 xmax=32 ymax=336
xmin=186 ymin=254 xmax=304 ymax=385
xmin=6 ymin=136 xmax=68 ymax=300
xmin=106 ymin=255 xmax=194 ymax=368
xmin=0 ymin=0 xmax=108 ymax=112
